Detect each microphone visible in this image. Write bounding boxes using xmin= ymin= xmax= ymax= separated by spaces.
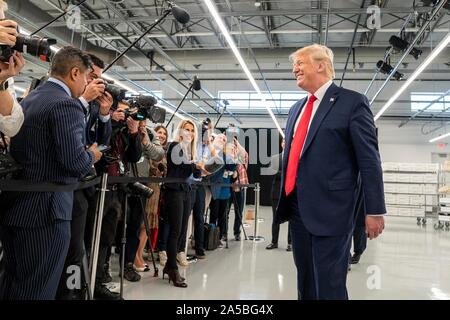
xmin=158 ymin=163 xmax=165 ymax=172
xmin=138 ymin=95 xmax=158 ymax=106
xmin=192 ymin=76 xmax=201 ymax=91
xmin=171 ymin=4 xmax=190 ymax=24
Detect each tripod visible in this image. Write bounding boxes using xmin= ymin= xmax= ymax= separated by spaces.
xmin=223 ymin=186 xmax=248 ymax=249
xmin=118 ymin=163 xmax=158 ymax=298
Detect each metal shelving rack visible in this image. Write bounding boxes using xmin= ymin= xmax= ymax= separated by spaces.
xmin=383 ymin=162 xmax=440 ymax=225
xmin=436 ymin=162 xmax=450 ymax=231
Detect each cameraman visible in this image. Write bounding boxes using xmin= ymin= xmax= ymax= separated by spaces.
xmin=0 ymin=46 xmax=102 ymax=300
xmin=0 ymin=18 xmax=25 ymax=137
xmin=84 ymin=101 xmax=142 ymax=299
xmin=56 ymin=53 xmax=113 ymax=300
xmin=79 ymin=53 xmax=113 ymax=145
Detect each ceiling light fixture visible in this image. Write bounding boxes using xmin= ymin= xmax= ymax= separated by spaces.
xmin=374 ymin=30 xmax=450 ymax=121
xmin=429 ymin=132 xmax=450 ymax=143
xmin=202 ymin=0 xmax=284 ymax=137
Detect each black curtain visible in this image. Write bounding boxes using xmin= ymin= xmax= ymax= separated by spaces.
xmin=218 ymin=127 xmax=281 ymax=207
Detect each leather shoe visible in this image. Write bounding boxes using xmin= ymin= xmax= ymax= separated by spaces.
xmin=351 ymin=253 xmax=361 ymax=264
xmin=94 ymin=285 xmax=122 ymax=300
xmin=265 ymin=243 xmax=278 ymax=250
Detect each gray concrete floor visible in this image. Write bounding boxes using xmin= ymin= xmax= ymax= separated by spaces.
xmin=114 ymin=206 xmax=450 ymax=300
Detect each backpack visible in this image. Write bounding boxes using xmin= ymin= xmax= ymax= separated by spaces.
xmin=204 ymin=223 xmax=220 ymax=250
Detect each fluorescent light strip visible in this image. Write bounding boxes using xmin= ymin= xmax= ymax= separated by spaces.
xmin=374 ymin=31 xmax=450 ymax=121
xmin=203 ymin=0 xmax=284 ymax=137
xmin=429 ymin=132 xmax=450 ymax=143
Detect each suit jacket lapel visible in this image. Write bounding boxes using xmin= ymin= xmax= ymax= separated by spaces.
xmin=301 ymin=83 xmax=340 ymax=158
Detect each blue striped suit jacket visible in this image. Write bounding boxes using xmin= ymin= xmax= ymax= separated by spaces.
xmin=1 ymin=81 xmax=94 ymax=228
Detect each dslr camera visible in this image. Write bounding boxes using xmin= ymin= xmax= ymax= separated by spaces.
xmin=0 ymin=23 xmax=56 ymax=62
xmin=101 ymin=78 xmax=127 ymax=102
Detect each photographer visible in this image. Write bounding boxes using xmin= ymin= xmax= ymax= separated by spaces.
xmin=134 ymin=122 xmax=165 ymax=271
xmin=0 ymin=46 xmax=102 ymax=300
xmin=56 ymin=53 xmax=113 ymax=300
xmin=84 ymin=101 xmax=142 ymax=299
xmin=0 ymin=15 xmax=25 ymax=137
xmin=79 ymin=53 xmax=113 ymax=145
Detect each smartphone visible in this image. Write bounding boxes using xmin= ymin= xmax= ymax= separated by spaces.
xmin=97 ymin=145 xmax=111 ymax=153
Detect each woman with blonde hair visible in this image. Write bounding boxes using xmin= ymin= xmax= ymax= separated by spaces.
xmin=162 ymin=119 xmax=204 ymax=287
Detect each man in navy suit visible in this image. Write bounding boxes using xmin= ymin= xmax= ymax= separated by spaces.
xmin=56 ymin=53 xmax=114 ymax=300
xmin=276 ymin=44 xmax=386 ymax=300
xmin=0 ymin=46 xmax=102 ymax=300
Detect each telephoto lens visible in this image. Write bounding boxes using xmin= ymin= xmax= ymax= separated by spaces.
xmin=0 ymin=33 xmax=57 ymax=62
xmin=130 ymin=182 xmax=154 ymax=199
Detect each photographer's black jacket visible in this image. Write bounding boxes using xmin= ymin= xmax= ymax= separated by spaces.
xmin=164 ymin=141 xmax=200 ymax=192
xmin=106 ymin=121 xmax=142 ymax=176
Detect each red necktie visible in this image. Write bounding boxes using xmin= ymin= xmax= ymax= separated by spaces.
xmin=285 ymin=95 xmax=317 ymax=196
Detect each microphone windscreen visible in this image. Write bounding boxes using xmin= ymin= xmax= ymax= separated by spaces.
xmin=192 ymin=76 xmax=201 ymax=91
xmin=171 ymin=5 xmax=190 ymax=24
xmin=138 ymin=95 xmax=157 ymax=106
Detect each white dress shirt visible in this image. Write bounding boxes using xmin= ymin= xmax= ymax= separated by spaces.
xmin=293 ymin=80 xmax=333 ymax=136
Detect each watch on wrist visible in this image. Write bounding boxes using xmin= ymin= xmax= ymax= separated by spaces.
xmin=0 ymin=80 xmax=9 ymax=91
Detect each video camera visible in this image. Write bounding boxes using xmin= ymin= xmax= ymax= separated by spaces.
xmin=121 ymin=95 xmax=166 ymax=124
xmin=128 ymin=182 xmax=154 ymax=199
xmin=0 ymin=24 xmax=56 ymax=62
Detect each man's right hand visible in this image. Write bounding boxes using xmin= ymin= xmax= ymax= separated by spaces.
xmin=111 ymin=110 xmax=126 ymax=122
xmin=0 ymin=52 xmax=25 ymax=83
xmin=0 ymin=20 xmax=18 ymax=47
xmin=88 ymin=143 xmax=103 ymax=163
xmin=81 ymin=79 xmax=106 ymax=103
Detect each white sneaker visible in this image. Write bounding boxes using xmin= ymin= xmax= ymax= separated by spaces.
xmin=176 ymin=252 xmax=189 ymax=267
xmin=159 ymin=251 xmax=167 ymax=267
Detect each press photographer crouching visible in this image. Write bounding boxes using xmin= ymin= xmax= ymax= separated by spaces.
xmin=56 ymin=53 xmax=114 ymax=300
xmin=0 ymin=46 xmax=102 ymax=300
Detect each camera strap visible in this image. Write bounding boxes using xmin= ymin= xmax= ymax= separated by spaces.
xmin=1 ymin=132 xmax=7 ymax=154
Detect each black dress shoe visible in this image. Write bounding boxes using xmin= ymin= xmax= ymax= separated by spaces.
xmin=286 ymin=244 xmax=292 ymax=252
xmin=265 ymin=243 xmax=278 ymax=250
xmin=351 ymin=253 xmax=361 ymax=264
xmin=94 ymin=285 xmax=122 ymax=300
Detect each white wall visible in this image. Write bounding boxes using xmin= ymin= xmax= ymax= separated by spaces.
xmin=379 ymin=143 xmax=443 ymax=163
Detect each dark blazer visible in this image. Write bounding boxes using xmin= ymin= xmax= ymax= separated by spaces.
xmin=1 ymin=81 xmax=94 ymax=228
xmin=164 ymin=142 xmax=200 ymax=192
xmin=85 ymin=100 xmax=112 ymax=146
xmin=275 ymin=82 xmax=385 ymax=236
